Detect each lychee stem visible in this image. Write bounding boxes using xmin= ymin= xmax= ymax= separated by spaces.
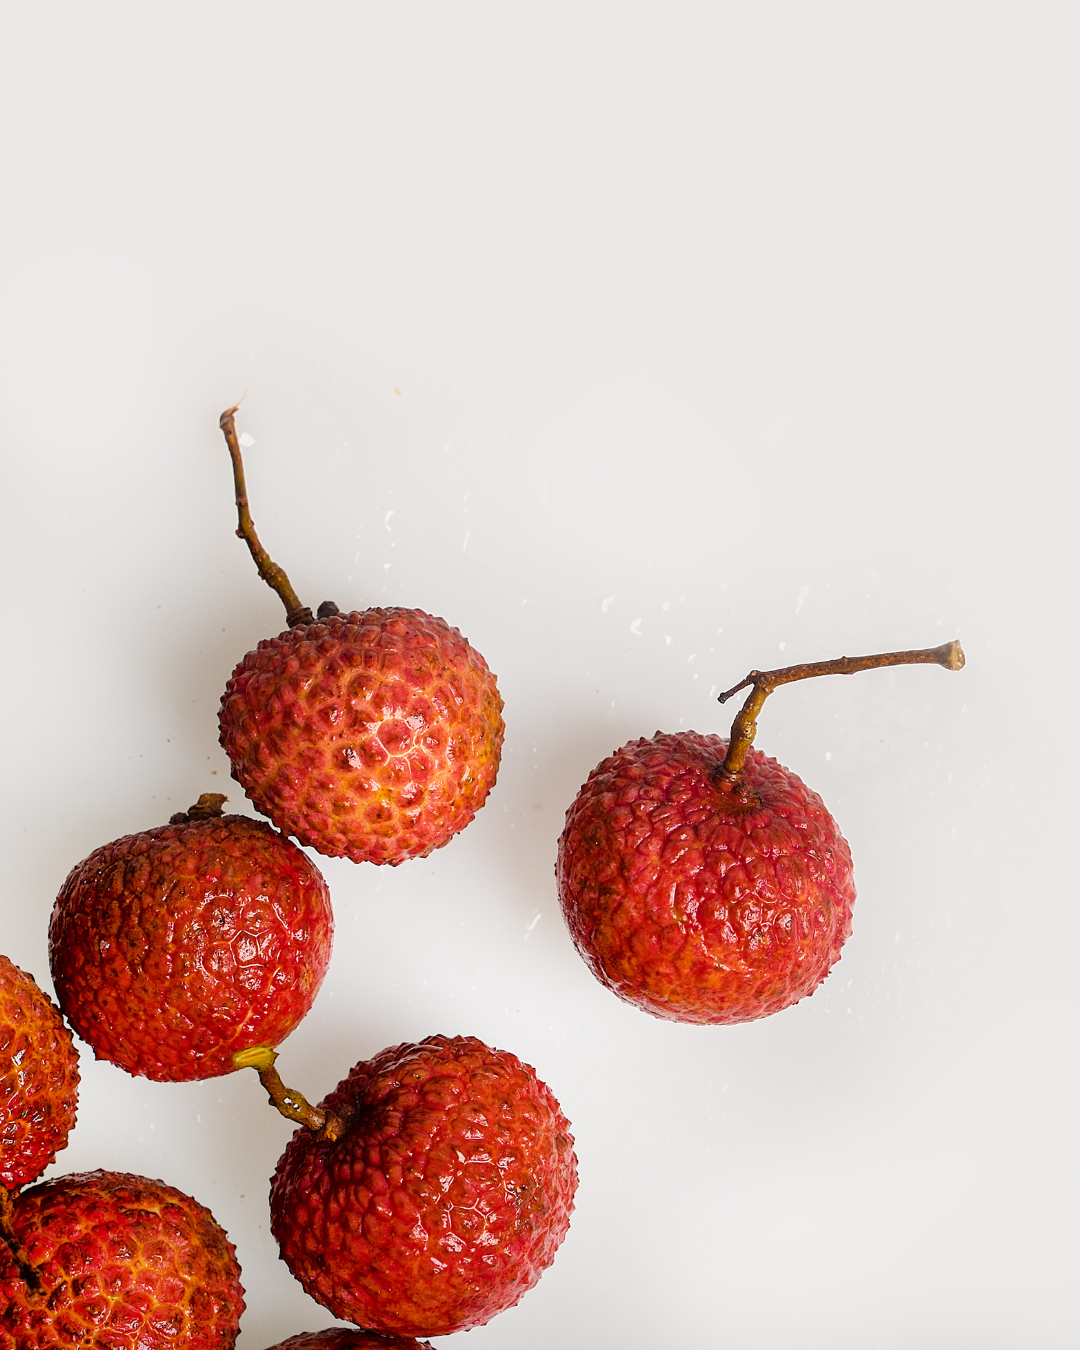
xmin=169 ymin=793 xmax=228 ymax=825
xmin=219 ymin=406 xmax=314 ymax=628
xmin=233 ymin=1046 xmax=347 ymax=1142
xmin=0 ymin=1184 xmax=43 ymax=1297
xmin=716 ymin=639 xmax=965 ymax=782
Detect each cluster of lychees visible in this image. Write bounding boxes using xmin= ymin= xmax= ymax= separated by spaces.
xmin=1 ymin=405 xmax=963 ymax=1347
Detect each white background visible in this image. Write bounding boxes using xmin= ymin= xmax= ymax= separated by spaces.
xmin=1 ymin=5 xmax=1076 ymax=1347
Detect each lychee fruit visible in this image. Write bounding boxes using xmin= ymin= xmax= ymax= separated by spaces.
xmin=0 ymin=1169 xmax=245 ymax=1349
xmin=0 ymin=955 xmax=79 ymax=1192
xmin=264 ymin=1332 xmax=433 ymax=1350
xmin=557 ymin=640 xmax=964 ymax=1025
xmin=216 ymin=406 xmax=504 ymax=865
xmin=268 ymin=1034 xmax=577 ymax=1339
xmin=49 ymin=794 xmax=333 ymax=1082
xmin=220 ymin=605 xmax=504 ymax=865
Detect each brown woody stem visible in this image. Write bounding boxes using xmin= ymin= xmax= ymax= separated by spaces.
xmin=0 ymin=1184 xmax=43 ymax=1297
xmin=219 ymin=405 xmax=314 ymax=628
xmin=169 ymin=793 xmax=228 ymax=825
xmin=716 ymin=639 xmax=965 ymax=782
xmin=233 ymin=1046 xmax=347 ymax=1142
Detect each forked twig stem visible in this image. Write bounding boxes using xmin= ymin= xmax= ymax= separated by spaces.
xmin=0 ymin=1184 xmax=43 ymax=1297
xmin=717 ymin=639 xmax=965 ymax=782
xmin=233 ymin=1046 xmax=347 ymax=1142
xmin=219 ymin=405 xmax=313 ymax=628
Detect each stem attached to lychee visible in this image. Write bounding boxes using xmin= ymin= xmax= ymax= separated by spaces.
xmin=232 ymin=1046 xmax=347 ymax=1142
xmin=0 ymin=1184 xmax=43 ymax=1297
xmin=169 ymin=792 xmax=228 ymax=826
xmin=716 ymin=639 xmax=965 ymax=785
xmin=219 ymin=406 xmax=314 ymax=629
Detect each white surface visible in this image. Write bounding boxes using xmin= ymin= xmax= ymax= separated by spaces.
xmin=0 ymin=6 xmax=1076 ymax=1347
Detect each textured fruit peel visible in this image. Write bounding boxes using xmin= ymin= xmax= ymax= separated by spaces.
xmin=264 ymin=1331 xmax=433 ymax=1349
xmin=50 ymin=815 xmax=333 ymax=1081
xmin=0 ymin=956 xmax=79 ymax=1191
xmin=557 ymin=731 xmax=856 ymax=1024
xmin=0 ymin=1170 xmax=244 ymax=1349
xmin=270 ymin=1034 xmax=577 ymax=1338
xmin=219 ymin=608 xmax=504 ymax=865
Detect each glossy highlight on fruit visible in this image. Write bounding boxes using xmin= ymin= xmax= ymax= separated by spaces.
xmin=49 ymin=807 xmax=333 ymax=1081
xmin=269 ymin=1034 xmax=577 ymax=1338
xmin=557 ymin=731 xmax=856 ymax=1024
xmin=219 ymin=607 xmax=504 ymax=865
xmin=0 ymin=956 xmax=79 ymax=1192
xmin=0 ymin=1169 xmax=245 ymax=1349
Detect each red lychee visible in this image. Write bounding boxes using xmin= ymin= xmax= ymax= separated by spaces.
xmin=264 ymin=1332 xmax=432 ymax=1350
xmin=556 ymin=640 xmax=964 ymax=1025
xmin=49 ymin=798 xmax=333 ymax=1082
xmin=268 ymin=1034 xmax=577 ymax=1339
xmin=216 ymin=407 xmax=504 ymax=866
xmin=558 ymin=732 xmax=855 ymax=1023
xmin=219 ymin=606 xmax=504 ymax=865
xmin=0 ymin=1169 xmax=245 ymax=1349
xmin=0 ymin=955 xmax=79 ymax=1192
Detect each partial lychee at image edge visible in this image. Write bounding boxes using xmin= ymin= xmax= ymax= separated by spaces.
xmin=0 ymin=955 xmax=79 ymax=1193
xmin=262 ymin=1331 xmax=434 ymax=1349
xmin=264 ymin=1034 xmax=577 ymax=1339
xmin=0 ymin=1169 xmax=245 ymax=1350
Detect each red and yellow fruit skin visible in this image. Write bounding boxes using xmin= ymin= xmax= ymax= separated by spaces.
xmin=0 ymin=956 xmax=79 ymax=1192
xmin=218 ymin=608 xmax=505 ymax=866
xmin=49 ymin=815 xmax=333 ymax=1082
xmin=269 ymin=1035 xmax=577 ymax=1339
xmin=0 ymin=1169 xmax=245 ymax=1349
xmin=264 ymin=1331 xmax=433 ymax=1349
xmin=556 ymin=731 xmax=857 ymax=1025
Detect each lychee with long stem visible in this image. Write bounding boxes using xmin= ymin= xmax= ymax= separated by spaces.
xmin=216 ymin=405 xmax=504 ymax=865
xmin=556 ymin=639 xmax=965 ymax=1025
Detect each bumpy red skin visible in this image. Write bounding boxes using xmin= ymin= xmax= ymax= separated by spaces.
xmin=264 ymin=1332 xmax=433 ymax=1349
xmin=269 ymin=1035 xmax=577 ymax=1339
xmin=218 ymin=608 xmax=505 ymax=866
xmin=49 ymin=815 xmax=333 ymax=1082
xmin=0 ymin=1169 xmax=245 ymax=1349
xmin=0 ymin=957 xmax=79 ymax=1192
xmin=556 ymin=732 xmax=856 ymax=1025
